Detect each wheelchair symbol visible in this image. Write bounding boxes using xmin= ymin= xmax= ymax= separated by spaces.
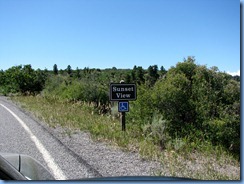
xmin=118 ymin=102 xmax=129 ymax=112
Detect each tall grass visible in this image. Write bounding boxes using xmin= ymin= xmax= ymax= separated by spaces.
xmin=11 ymin=95 xmax=240 ymax=180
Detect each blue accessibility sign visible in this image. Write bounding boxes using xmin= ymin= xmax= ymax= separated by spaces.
xmin=118 ymin=101 xmax=129 ymax=112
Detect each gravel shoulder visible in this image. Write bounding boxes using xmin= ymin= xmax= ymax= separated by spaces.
xmin=3 ymin=96 xmax=162 ymax=178
xmin=50 ymin=125 xmax=162 ymax=177
xmin=3 ymin=96 xmax=240 ymax=180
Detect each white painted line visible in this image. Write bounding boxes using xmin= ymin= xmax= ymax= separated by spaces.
xmin=0 ymin=104 xmax=66 ymax=180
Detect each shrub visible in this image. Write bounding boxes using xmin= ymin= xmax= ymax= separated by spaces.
xmin=142 ymin=112 xmax=170 ymax=150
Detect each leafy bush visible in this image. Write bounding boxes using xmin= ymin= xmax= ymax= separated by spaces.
xmin=43 ymin=75 xmax=109 ymax=106
xmin=1 ymin=59 xmax=239 ymax=158
xmin=127 ymin=84 xmax=155 ymax=128
xmin=203 ymin=118 xmax=239 ymax=157
xmin=152 ymin=72 xmax=195 ymax=137
xmin=0 ymin=65 xmax=47 ymax=95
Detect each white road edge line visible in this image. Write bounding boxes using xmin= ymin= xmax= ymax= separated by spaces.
xmin=0 ymin=103 xmax=66 ymax=180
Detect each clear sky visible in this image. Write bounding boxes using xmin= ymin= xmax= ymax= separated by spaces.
xmin=0 ymin=0 xmax=240 ymax=75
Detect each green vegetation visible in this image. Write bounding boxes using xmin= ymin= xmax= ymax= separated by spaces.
xmin=0 ymin=65 xmax=47 ymax=95
xmin=0 ymin=56 xmax=240 ymax=179
xmin=12 ymin=95 xmax=240 ymax=180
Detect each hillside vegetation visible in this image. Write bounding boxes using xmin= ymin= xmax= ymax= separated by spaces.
xmin=0 ymin=57 xmax=240 ymax=179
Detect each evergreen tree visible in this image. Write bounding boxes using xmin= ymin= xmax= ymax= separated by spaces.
xmin=66 ymin=65 xmax=72 ymax=77
xmin=125 ymin=73 xmax=131 ymax=83
xmin=147 ymin=65 xmax=159 ymax=86
xmin=160 ymin=66 xmax=167 ymax=77
xmin=131 ymin=65 xmax=137 ymax=82
xmin=135 ymin=66 xmax=145 ymax=85
xmin=74 ymin=67 xmax=81 ymax=79
xmin=53 ymin=64 xmax=58 ymax=75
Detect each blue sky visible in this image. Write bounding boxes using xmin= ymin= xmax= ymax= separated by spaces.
xmin=0 ymin=0 xmax=240 ymax=75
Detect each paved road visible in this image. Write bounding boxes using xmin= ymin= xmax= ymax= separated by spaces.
xmin=0 ymin=96 xmax=101 ymax=180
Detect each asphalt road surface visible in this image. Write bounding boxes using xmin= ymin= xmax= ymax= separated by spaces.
xmin=0 ymin=96 xmax=162 ymax=181
xmin=0 ymin=96 xmax=101 ymax=180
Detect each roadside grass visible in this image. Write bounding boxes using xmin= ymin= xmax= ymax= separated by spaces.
xmin=11 ymin=95 xmax=240 ymax=180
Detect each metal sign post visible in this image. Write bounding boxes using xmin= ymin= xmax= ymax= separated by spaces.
xmin=121 ymin=112 xmax=126 ymax=131
xmin=109 ymin=82 xmax=136 ymax=131
xmin=118 ymin=101 xmax=129 ymax=131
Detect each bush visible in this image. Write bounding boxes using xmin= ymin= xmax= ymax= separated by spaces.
xmin=152 ymin=72 xmax=195 ymax=137
xmin=0 ymin=65 xmax=47 ymax=95
xmin=203 ymin=119 xmax=240 ymax=157
xmin=142 ymin=112 xmax=170 ymax=149
xmin=127 ymin=84 xmax=155 ymax=128
xmin=43 ymin=75 xmax=110 ymax=106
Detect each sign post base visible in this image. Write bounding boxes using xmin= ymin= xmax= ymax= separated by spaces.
xmin=121 ymin=112 xmax=126 ymax=131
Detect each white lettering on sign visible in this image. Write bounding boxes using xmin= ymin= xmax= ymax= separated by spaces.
xmin=110 ymin=83 xmax=136 ymax=101
xmin=113 ymin=87 xmax=134 ymax=92
xmin=116 ymin=93 xmax=131 ymax=98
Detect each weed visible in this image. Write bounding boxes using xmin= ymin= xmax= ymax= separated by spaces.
xmin=11 ymin=95 xmax=240 ymax=180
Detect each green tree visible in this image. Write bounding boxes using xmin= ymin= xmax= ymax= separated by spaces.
xmin=0 ymin=70 xmax=5 ymax=85
xmin=53 ymin=64 xmax=58 ymax=75
xmin=125 ymin=73 xmax=132 ymax=83
xmin=174 ymin=56 xmax=197 ymax=81
xmin=1 ymin=65 xmax=47 ymax=95
xmin=135 ymin=66 xmax=145 ymax=85
xmin=192 ymin=66 xmax=227 ymax=124
xmin=74 ymin=67 xmax=81 ymax=79
xmin=153 ymin=72 xmax=194 ymax=136
xmin=0 ymin=70 xmax=6 ymax=94
xmin=131 ymin=65 xmax=136 ymax=82
xmin=147 ymin=65 xmax=159 ymax=87
xmin=34 ymin=69 xmax=47 ymax=92
xmin=66 ymin=65 xmax=72 ymax=77
xmin=3 ymin=66 xmax=22 ymax=93
xmin=232 ymin=75 xmax=240 ymax=82
xmin=128 ymin=84 xmax=155 ymax=128
xmin=160 ymin=66 xmax=167 ymax=77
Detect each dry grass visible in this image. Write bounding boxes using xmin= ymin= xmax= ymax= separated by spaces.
xmin=11 ymin=95 xmax=240 ymax=180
